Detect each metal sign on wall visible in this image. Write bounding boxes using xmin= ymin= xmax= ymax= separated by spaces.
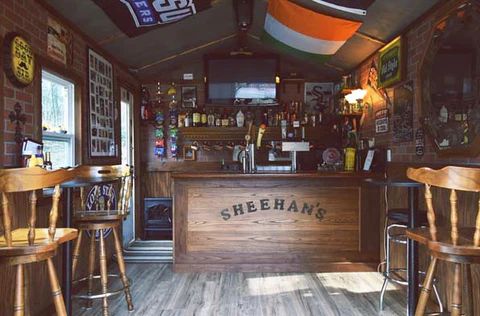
xmin=375 ymin=108 xmax=389 ymax=134
xmin=2 ymin=32 xmax=35 ymax=88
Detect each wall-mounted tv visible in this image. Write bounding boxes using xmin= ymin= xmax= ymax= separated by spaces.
xmin=205 ymin=54 xmax=279 ymax=106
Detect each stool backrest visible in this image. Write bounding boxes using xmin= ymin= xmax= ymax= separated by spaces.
xmin=0 ymin=167 xmax=76 ymax=247
xmin=74 ymin=165 xmax=132 ymax=215
xmin=407 ymin=166 xmax=480 ymax=246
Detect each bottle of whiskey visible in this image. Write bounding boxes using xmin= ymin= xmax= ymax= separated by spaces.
xmin=192 ymin=109 xmax=201 ymax=127
xmin=207 ymin=109 xmax=215 ymax=127
xmin=200 ymin=107 xmax=208 ymax=127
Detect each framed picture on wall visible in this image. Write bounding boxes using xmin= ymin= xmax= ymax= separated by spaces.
xmin=181 ymin=86 xmax=197 ymax=108
xmin=378 ymin=36 xmax=404 ymax=88
xmin=183 ymin=145 xmax=196 ymax=161
xmin=87 ymin=48 xmax=116 ymax=157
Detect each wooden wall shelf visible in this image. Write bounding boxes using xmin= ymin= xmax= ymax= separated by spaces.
xmin=179 ymin=126 xmax=341 ymax=144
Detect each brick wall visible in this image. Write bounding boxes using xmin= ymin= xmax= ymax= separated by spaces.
xmin=0 ymin=0 xmax=138 ymax=167
xmin=355 ymin=1 xmax=478 ymax=164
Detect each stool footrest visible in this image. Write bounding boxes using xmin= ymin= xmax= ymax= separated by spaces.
xmin=72 ymin=274 xmax=132 ymax=300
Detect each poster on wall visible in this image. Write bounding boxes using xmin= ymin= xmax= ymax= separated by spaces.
xmin=47 ymin=17 xmax=72 ymax=65
xmin=393 ymin=80 xmax=414 ymax=143
xmin=378 ymin=36 xmax=403 ymax=88
xmin=88 ymin=48 xmax=116 ymax=157
xmin=304 ymin=82 xmax=333 ymax=113
xmin=375 ymin=108 xmax=389 ymax=134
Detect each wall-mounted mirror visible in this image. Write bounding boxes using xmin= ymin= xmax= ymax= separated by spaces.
xmin=420 ymin=1 xmax=480 ymax=156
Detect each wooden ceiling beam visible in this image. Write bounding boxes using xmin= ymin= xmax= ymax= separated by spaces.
xmin=354 ymin=31 xmax=386 ymax=45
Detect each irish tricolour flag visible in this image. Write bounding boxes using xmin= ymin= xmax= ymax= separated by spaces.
xmin=263 ymin=0 xmax=362 ymax=63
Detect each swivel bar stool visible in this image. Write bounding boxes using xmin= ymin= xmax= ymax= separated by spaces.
xmin=407 ymin=166 xmax=479 ymax=316
xmin=0 ymin=167 xmax=78 ymax=315
xmin=379 ymin=208 xmax=443 ymax=312
xmin=71 ymin=165 xmax=133 ymax=315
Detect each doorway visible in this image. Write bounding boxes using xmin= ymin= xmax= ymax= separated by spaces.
xmin=120 ymin=87 xmax=135 ymax=247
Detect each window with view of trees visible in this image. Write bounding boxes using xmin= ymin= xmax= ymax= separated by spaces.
xmin=42 ymin=70 xmax=75 ymax=168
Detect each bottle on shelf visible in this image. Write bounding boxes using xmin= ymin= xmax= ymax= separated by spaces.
xmin=236 ymin=109 xmax=245 ymax=127
xmin=207 ymin=109 xmax=215 ymax=127
xmin=192 ymin=108 xmax=201 ymax=127
xmin=200 ymin=107 xmax=208 ymax=127
xmin=184 ymin=110 xmax=191 ymax=127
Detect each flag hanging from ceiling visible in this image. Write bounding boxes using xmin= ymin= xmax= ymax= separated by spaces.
xmin=262 ymin=0 xmax=362 ymax=63
xmin=311 ymin=0 xmax=375 ymax=16
xmin=94 ymin=0 xmax=212 ymax=37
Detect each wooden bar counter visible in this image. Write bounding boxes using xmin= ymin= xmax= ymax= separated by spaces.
xmin=172 ymin=171 xmax=381 ymax=272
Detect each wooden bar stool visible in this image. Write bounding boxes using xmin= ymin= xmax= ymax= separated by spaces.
xmin=407 ymin=166 xmax=480 ymax=316
xmin=70 ymin=165 xmax=133 ymax=315
xmin=0 ymin=167 xmax=78 ymax=316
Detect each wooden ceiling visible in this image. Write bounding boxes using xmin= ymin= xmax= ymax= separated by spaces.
xmin=43 ymin=0 xmax=441 ymax=81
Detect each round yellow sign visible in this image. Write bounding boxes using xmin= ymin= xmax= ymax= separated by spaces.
xmin=3 ymin=33 xmax=35 ymax=87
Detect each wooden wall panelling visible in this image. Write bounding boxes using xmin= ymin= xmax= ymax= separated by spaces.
xmin=174 ymin=175 xmax=379 ymax=272
xmin=0 ymin=34 xmax=4 ymax=167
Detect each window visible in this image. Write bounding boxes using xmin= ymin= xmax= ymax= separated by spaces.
xmin=41 ymin=70 xmax=75 ymax=168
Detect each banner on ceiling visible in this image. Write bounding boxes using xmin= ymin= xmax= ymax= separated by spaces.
xmin=94 ymin=0 xmax=212 ymax=37
xmin=262 ymin=0 xmax=362 ymax=63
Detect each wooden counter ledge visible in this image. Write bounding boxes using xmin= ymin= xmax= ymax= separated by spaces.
xmin=172 ymin=171 xmax=381 ymax=272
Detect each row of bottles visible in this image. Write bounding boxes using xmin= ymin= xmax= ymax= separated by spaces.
xmin=178 ymin=101 xmax=325 ymax=128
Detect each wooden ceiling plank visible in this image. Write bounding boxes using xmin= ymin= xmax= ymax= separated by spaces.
xmin=34 ymin=0 xmax=138 ymax=80
xmin=134 ymin=33 xmax=237 ymax=72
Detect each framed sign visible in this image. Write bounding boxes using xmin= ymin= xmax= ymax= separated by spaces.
xmin=47 ymin=17 xmax=72 ymax=65
xmin=304 ymin=82 xmax=333 ymax=113
xmin=181 ymin=86 xmax=197 ymax=108
xmin=393 ymin=80 xmax=414 ymax=143
xmin=375 ymin=108 xmax=389 ymax=134
xmin=88 ymin=48 xmax=116 ymax=157
xmin=3 ymin=32 xmax=35 ymax=88
xmin=378 ymin=36 xmax=404 ymax=88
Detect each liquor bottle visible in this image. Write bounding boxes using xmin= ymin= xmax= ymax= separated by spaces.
xmin=201 ymin=107 xmax=208 ymax=127
xmin=236 ymin=109 xmax=245 ymax=127
xmin=228 ymin=112 xmax=236 ymax=127
xmin=192 ymin=109 xmax=201 ymax=127
xmin=215 ymin=111 xmax=221 ymax=127
xmin=221 ymin=111 xmax=229 ymax=127
xmin=44 ymin=152 xmax=52 ymax=170
xmin=184 ymin=111 xmax=191 ymax=127
xmin=178 ymin=111 xmax=185 ymax=128
xmin=207 ymin=109 xmax=215 ymax=127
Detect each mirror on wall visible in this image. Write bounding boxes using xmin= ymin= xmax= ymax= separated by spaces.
xmin=420 ymin=1 xmax=480 ymax=156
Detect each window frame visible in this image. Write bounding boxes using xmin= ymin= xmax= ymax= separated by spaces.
xmin=41 ymin=69 xmax=76 ymax=168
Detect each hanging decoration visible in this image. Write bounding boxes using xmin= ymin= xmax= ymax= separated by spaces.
xmin=9 ymin=103 xmax=27 ymax=144
xmin=262 ymin=0 xmax=362 ymax=63
xmin=415 ymin=128 xmax=425 ymax=157
xmin=93 ymin=0 xmax=212 ymax=37
xmin=3 ymin=32 xmax=35 ymax=88
xmin=167 ymin=83 xmax=179 ymax=158
xmin=153 ymin=82 xmax=165 ymax=158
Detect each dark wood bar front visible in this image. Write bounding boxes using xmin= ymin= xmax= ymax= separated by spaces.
xmin=173 ymin=172 xmax=380 ymax=272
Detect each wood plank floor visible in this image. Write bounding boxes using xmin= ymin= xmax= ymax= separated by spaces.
xmin=72 ymin=263 xmax=406 ymax=316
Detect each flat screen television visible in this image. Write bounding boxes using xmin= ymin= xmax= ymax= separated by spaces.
xmin=205 ymin=54 xmax=279 ymax=106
